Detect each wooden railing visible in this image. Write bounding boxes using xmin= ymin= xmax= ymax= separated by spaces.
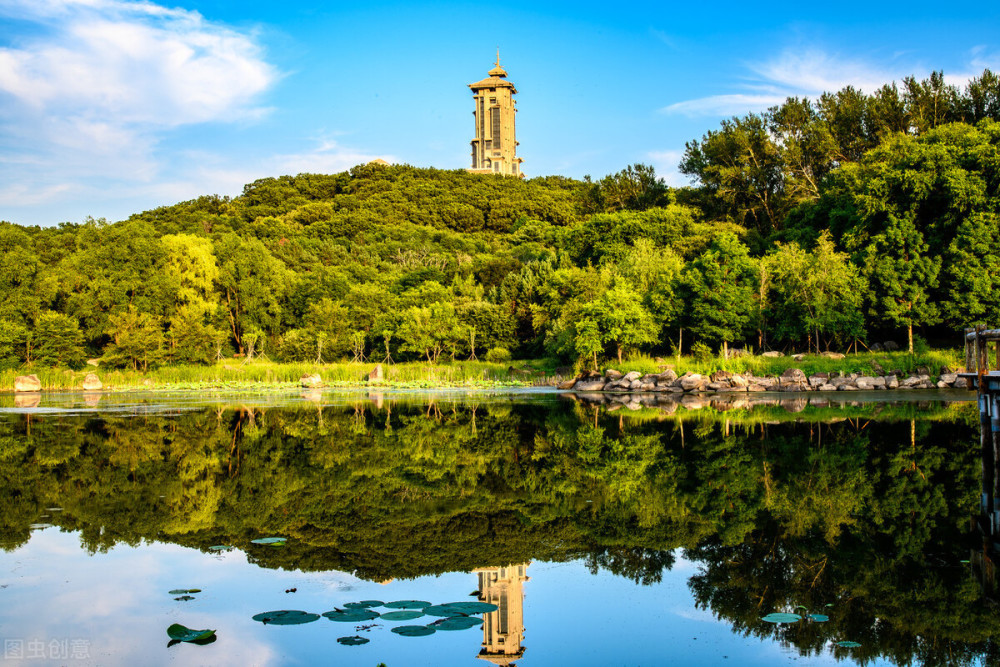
xmin=965 ymin=327 xmax=1000 ymax=377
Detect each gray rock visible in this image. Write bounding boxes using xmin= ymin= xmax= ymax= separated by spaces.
xmin=818 ymin=383 xmax=837 ymax=391
xmin=557 ymin=378 xmax=577 ymax=390
xmin=605 ymin=369 xmax=623 ymax=381
xmin=781 ymin=368 xmax=807 ymax=383
xmin=939 ymin=373 xmax=958 ymax=384
xmin=710 ymin=370 xmax=733 ymax=383
xmin=628 ymin=379 xmax=643 ymax=389
xmin=657 ymin=369 xmax=678 ymax=384
xmin=838 ymin=384 xmax=860 ymax=391
xmin=884 ymin=341 xmax=900 ymax=351
xmin=300 ymin=373 xmax=322 ymax=388
xmin=746 ymin=384 xmax=767 ymax=392
xmin=574 ymin=380 xmax=606 ymax=392
xmin=855 ymin=376 xmax=877 ymax=390
xmin=639 ymin=382 xmax=657 ymax=391
xmin=885 ymin=375 xmax=899 ymax=389
xmin=706 ymin=381 xmax=730 ymax=391
xmin=808 ymin=375 xmax=827 ymax=387
xmin=761 ymin=351 xmax=784 ymax=358
xmin=820 ymin=351 xmax=845 ymax=359
xmin=14 ymin=374 xmax=41 ymax=392
xmin=623 ymin=370 xmax=642 ymax=382
xmin=730 ymin=374 xmax=749 ymax=387
xmin=679 ymin=374 xmax=707 ymax=392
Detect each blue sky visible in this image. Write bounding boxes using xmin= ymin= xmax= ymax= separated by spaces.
xmin=1 ymin=0 xmax=998 ymax=226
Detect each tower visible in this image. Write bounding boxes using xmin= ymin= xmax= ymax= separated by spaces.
xmin=474 ymin=563 xmax=529 ymax=665
xmin=468 ymin=52 xmax=523 ymax=177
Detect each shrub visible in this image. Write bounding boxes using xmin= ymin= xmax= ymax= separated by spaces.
xmin=691 ymin=341 xmax=713 ymax=364
xmin=485 ymin=347 xmax=511 ymax=363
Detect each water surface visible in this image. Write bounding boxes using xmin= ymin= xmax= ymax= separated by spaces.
xmin=0 ymin=389 xmax=992 ymax=666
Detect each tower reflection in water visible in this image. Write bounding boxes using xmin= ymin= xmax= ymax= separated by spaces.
xmin=474 ymin=564 xmax=529 ymax=665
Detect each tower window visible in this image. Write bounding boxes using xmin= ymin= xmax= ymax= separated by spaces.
xmin=494 ymin=162 xmax=500 ymax=173
xmin=491 ymin=107 xmax=501 ymax=150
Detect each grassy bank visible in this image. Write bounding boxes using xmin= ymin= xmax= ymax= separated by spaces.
xmin=569 ymin=348 xmax=964 ymax=380
xmin=1 ymin=348 xmax=965 ymax=392
xmin=0 ymin=360 xmax=536 ymax=392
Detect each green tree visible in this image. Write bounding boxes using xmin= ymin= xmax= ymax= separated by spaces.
xmin=579 ymin=281 xmax=658 ymax=364
xmin=680 ymin=234 xmax=758 ymax=351
xmin=105 ymin=307 xmax=164 ymax=370
xmin=33 ymin=311 xmax=86 ymax=368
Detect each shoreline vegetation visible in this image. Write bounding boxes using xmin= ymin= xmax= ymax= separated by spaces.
xmin=3 ymin=349 xmax=964 ymax=393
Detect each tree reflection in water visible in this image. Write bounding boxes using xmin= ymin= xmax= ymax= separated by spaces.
xmin=0 ymin=392 xmax=993 ymax=665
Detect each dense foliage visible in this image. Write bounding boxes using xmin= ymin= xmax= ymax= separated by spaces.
xmin=3 ymin=70 xmax=1000 ymax=368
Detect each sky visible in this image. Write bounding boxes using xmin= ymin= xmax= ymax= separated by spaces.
xmin=1 ymin=0 xmax=999 ymax=226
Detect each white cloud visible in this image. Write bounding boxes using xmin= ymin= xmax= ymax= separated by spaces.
xmin=647 ymin=149 xmax=690 ymax=187
xmin=0 ymin=0 xmax=278 ymax=219
xmin=662 ymin=93 xmax=788 ymax=118
xmin=660 ymin=48 xmax=998 ymax=119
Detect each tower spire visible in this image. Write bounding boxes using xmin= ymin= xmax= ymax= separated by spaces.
xmin=495 ymin=48 xmax=500 ymax=68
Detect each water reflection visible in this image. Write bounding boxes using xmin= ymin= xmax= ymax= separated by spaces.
xmin=476 ymin=564 xmax=529 ymax=665
xmin=0 ymin=391 xmax=993 ymax=665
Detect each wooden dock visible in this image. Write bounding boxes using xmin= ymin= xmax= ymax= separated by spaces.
xmin=963 ymin=327 xmax=1000 ymax=594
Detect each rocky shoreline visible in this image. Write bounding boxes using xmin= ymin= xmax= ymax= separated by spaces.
xmin=558 ymin=367 xmax=970 ymax=394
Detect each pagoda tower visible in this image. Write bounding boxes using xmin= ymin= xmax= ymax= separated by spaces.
xmin=468 ymin=52 xmax=523 ymax=177
xmin=474 ymin=563 xmax=529 ymax=665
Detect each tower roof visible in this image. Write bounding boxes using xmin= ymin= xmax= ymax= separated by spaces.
xmin=469 ymin=51 xmax=516 ymax=92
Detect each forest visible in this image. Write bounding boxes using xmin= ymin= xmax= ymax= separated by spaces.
xmin=3 ymin=68 xmax=1000 ymax=371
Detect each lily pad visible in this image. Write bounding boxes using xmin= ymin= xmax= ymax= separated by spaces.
xmin=421 ymin=605 xmax=460 ymax=617
xmin=168 ymin=589 xmax=202 ymax=595
xmin=337 ymin=635 xmax=370 ymax=646
xmin=209 ymin=545 xmax=233 ymax=551
xmin=808 ymin=614 xmax=829 ymax=623
xmin=441 ymin=601 xmax=499 ymax=615
xmin=836 ymin=641 xmax=862 ymax=648
xmin=762 ymin=612 xmax=803 ymax=623
xmin=344 ymin=600 xmax=384 ymax=608
xmin=391 ymin=625 xmax=435 ymax=637
xmin=322 ymin=609 xmax=380 ymax=623
xmin=250 ymin=537 xmax=287 ymax=545
xmin=251 ymin=610 xmax=319 ymax=625
xmin=433 ymin=616 xmax=484 ymax=631
xmin=384 ymin=600 xmax=431 ymax=609
xmin=166 ymin=624 xmax=216 ymax=643
xmin=380 ymin=610 xmax=424 ymax=621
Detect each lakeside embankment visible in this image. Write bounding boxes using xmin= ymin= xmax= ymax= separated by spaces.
xmin=2 ymin=349 xmax=964 ymax=393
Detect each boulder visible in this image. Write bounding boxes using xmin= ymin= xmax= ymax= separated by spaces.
xmin=939 ymin=373 xmax=958 ymax=384
xmin=730 ymin=374 xmax=749 ymax=387
xmin=870 ymin=342 xmax=883 ymax=351
xmin=885 ymin=375 xmax=899 ymax=389
xmin=657 ymin=369 xmax=678 ymax=384
xmin=953 ymin=378 xmax=971 ymax=389
xmin=638 ymin=382 xmax=657 ymax=392
xmin=557 ymin=378 xmax=577 ymax=390
xmin=623 ymin=370 xmax=642 ymax=382
xmin=574 ymin=380 xmax=606 ymax=392
xmin=81 ymin=373 xmax=102 ymax=391
xmin=780 ymin=368 xmax=807 ymax=383
xmin=761 ymin=351 xmax=784 ymax=358
xmin=300 ymin=373 xmax=322 ymax=388
xmin=14 ymin=375 xmax=41 ymax=392
xmin=746 ymin=384 xmax=767 ymax=392
xmin=628 ymin=379 xmax=643 ymax=390
xmin=791 ymin=353 xmax=806 ymax=361
xmin=818 ymin=383 xmax=837 ymax=391
xmin=604 ymin=369 xmax=623 ymax=381
xmin=884 ymin=341 xmax=900 ymax=351
xmin=706 ymin=381 xmax=730 ymax=391
xmin=855 ymin=376 xmax=877 ymax=390
xmin=807 ymin=373 xmax=828 ymax=387
xmin=820 ymin=351 xmax=845 ymax=360
xmin=710 ymin=370 xmax=733 ymax=383
xmin=900 ymin=375 xmax=922 ymax=387
xmin=679 ymin=374 xmax=707 ymax=392
xmin=86 ymin=358 xmax=101 ymax=367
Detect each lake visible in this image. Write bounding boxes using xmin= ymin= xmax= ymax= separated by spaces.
xmin=0 ymin=388 xmax=993 ymax=666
